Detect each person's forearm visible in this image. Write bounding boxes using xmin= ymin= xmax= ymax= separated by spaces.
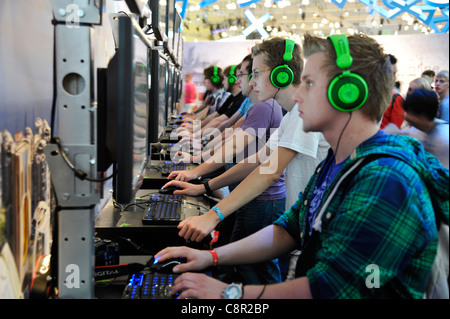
xmin=244 ymin=277 xmax=312 ymax=299
xmin=203 ymin=129 xmax=254 ymax=166
xmin=215 ymin=225 xmax=296 ymax=266
xmin=209 ymin=159 xmax=260 ymax=191
xmin=208 ymin=146 xmax=295 ymax=219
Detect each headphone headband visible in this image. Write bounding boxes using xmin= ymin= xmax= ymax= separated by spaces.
xmin=228 ymin=65 xmax=237 ymax=85
xmin=211 ymin=66 xmax=220 ymax=84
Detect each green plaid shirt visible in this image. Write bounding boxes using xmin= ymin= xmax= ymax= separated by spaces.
xmin=275 ymin=131 xmax=449 ymax=299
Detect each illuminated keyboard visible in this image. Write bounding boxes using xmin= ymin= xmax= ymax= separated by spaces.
xmin=142 ymin=194 xmax=182 ymax=225
xmin=160 ymin=161 xmax=187 ymax=176
xmin=122 ymin=272 xmax=179 ymax=299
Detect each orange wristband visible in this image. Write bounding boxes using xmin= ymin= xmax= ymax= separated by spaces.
xmin=209 ymin=249 xmax=218 ymax=266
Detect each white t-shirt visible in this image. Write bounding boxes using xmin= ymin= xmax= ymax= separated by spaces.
xmin=266 ymin=104 xmax=329 ymax=209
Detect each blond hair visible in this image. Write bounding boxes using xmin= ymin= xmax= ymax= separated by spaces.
xmin=302 ymin=33 xmax=394 ymax=122
xmin=251 ymin=37 xmax=303 ymax=86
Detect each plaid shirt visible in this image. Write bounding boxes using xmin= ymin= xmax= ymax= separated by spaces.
xmin=275 ymin=131 xmax=449 ymax=298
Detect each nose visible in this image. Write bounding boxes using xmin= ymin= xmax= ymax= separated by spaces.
xmin=292 ymin=86 xmax=303 ymax=104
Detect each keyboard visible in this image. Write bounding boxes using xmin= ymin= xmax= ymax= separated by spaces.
xmin=160 ymin=161 xmax=187 ymax=176
xmin=142 ymin=194 xmax=183 ymax=225
xmin=122 ymin=272 xmax=179 ymax=299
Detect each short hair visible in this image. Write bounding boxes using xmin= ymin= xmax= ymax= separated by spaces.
xmin=302 ymin=33 xmax=395 ymax=123
xmin=410 ymin=77 xmax=433 ymax=91
xmin=403 ymin=88 xmax=439 ymax=121
xmin=204 ymin=65 xmax=224 ymax=89
xmin=251 ymin=37 xmax=303 ymax=86
xmin=241 ymin=54 xmax=253 ymax=75
xmin=387 ymin=54 xmax=397 ymax=65
xmin=421 ymin=69 xmax=435 ymax=78
xmin=436 ymin=70 xmax=449 ymax=81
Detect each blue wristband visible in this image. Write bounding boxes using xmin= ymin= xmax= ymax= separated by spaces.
xmin=211 ymin=206 xmax=225 ymax=222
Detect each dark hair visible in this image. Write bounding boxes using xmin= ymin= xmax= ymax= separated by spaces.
xmin=242 ymin=54 xmax=253 ymax=75
xmin=204 ymin=65 xmax=224 ymax=89
xmin=403 ymin=88 xmax=439 ymax=121
xmin=421 ymin=69 xmax=436 ymax=78
xmin=387 ymin=54 xmax=397 ymax=65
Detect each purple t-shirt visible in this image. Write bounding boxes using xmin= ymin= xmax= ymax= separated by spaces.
xmin=240 ymin=98 xmax=286 ymax=201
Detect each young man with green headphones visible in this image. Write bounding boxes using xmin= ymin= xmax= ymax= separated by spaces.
xmin=155 ymin=33 xmax=448 ymax=299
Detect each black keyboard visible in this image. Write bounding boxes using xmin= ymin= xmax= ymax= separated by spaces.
xmin=160 ymin=162 xmax=187 ymax=176
xmin=142 ymin=194 xmax=183 ymax=225
xmin=122 ymin=272 xmax=180 ymax=299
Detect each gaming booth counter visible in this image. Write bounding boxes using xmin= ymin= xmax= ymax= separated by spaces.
xmin=25 ymin=1 xmax=220 ymax=300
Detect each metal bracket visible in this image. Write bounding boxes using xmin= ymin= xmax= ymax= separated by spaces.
xmin=46 ymin=0 xmax=104 ymax=299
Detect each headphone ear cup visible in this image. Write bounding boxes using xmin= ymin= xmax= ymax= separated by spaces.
xmin=328 ymin=72 xmax=369 ymax=112
xmin=228 ymin=74 xmax=237 ymax=85
xmin=211 ymin=74 xmax=220 ymax=84
xmin=270 ymin=65 xmax=294 ymax=89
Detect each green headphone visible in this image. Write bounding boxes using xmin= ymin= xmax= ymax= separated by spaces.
xmin=327 ymin=34 xmax=368 ymax=112
xmin=228 ymin=65 xmax=237 ymax=85
xmin=211 ymin=66 xmax=220 ymax=84
xmin=270 ymin=39 xmax=295 ymax=89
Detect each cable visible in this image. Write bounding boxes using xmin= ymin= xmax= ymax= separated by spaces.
xmin=52 ymin=137 xmax=115 ymax=183
xmin=334 ymin=111 xmax=353 ymax=160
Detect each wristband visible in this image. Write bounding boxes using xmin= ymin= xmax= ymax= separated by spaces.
xmin=209 ymin=249 xmax=219 ymax=266
xmin=211 ymin=206 xmax=224 ymax=222
xmin=203 ymin=179 xmax=213 ymax=196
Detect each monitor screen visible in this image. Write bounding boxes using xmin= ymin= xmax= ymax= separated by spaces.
xmin=148 ymin=50 xmax=169 ymax=143
xmin=167 ymin=63 xmax=174 ymax=116
xmin=158 ymin=55 xmax=168 ymax=136
xmin=173 ymin=9 xmax=181 ymax=58
xmin=99 ymin=15 xmax=150 ymax=205
xmin=166 ymin=0 xmax=175 ymax=51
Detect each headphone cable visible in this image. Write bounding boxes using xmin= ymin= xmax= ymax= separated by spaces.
xmin=334 ymin=111 xmax=352 ymax=162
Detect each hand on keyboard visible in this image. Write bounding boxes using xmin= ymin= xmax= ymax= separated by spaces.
xmin=162 ymin=180 xmax=204 ymax=196
xmin=167 ymin=169 xmax=199 ymax=181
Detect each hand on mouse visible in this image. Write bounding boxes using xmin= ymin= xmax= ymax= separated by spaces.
xmin=154 ymin=246 xmax=213 ymax=274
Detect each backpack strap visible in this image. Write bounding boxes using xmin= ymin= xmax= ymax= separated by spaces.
xmin=313 ymin=154 xmax=396 ymax=232
xmin=390 ymin=93 xmax=400 ymax=110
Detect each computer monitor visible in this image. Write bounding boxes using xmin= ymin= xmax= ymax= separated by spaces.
xmin=97 ymin=15 xmax=151 ymax=205
xmin=149 ymin=0 xmax=167 ymax=42
xmin=148 ymin=50 xmax=169 ymax=143
xmin=173 ymin=9 xmax=181 ymax=59
xmin=166 ymin=0 xmax=175 ymax=52
xmin=167 ymin=63 xmax=174 ymax=115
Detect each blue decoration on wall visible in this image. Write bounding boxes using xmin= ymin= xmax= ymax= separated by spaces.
xmin=242 ymin=9 xmax=271 ymax=39
xmin=199 ymin=0 xmax=218 ymax=9
xmin=331 ymin=0 xmax=449 ymax=33
xmin=176 ymin=0 xmax=189 ymax=19
xmin=237 ymin=0 xmax=262 ymax=7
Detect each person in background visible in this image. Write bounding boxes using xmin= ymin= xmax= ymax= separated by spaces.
xmin=388 ymin=89 xmax=449 ymax=169
xmin=183 ymin=73 xmax=197 ymax=113
xmin=421 ymin=69 xmax=436 ymax=89
xmin=435 ymin=70 xmax=449 ymax=123
xmin=380 ymin=54 xmax=404 ymax=129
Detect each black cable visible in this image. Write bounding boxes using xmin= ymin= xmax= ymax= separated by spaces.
xmin=334 ymin=111 xmax=353 ymax=161
xmin=53 ymin=137 xmax=115 ymax=183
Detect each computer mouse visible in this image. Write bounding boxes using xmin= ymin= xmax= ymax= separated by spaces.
xmin=151 ymin=257 xmax=187 ymax=274
xmin=159 ymin=185 xmax=181 ymax=194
